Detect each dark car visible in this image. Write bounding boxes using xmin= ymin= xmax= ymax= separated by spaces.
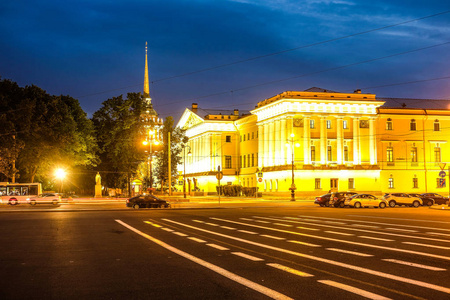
xmin=419 ymin=193 xmax=449 ymax=205
xmin=314 ymin=193 xmax=332 ymax=207
xmin=409 ymin=193 xmax=434 ymax=206
xmin=126 ymin=194 xmax=171 ymax=209
xmin=329 ymin=192 xmax=358 ymax=208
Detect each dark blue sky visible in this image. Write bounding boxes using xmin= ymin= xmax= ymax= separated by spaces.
xmin=1 ymin=1 xmax=449 ymax=120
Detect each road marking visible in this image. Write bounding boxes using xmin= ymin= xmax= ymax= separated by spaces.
xmin=163 ymin=219 xmax=450 ymax=294
xmin=382 ymin=259 xmax=446 ymax=271
xmin=232 ymin=252 xmax=264 ymax=261
xmin=220 ymin=226 xmax=236 ymax=230
xmin=348 ymin=215 xmax=450 ymax=225
xmin=426 ymin=232 xmax=450 ymax=237
xmin=273 ymin=223 xmax=293 ymax=227
xmin=188 ymin=237 xmax=207 ymax=243
xmin=238 ymin=230 xmax=258 ymax=234
xmin=173 ymin=232 xmax=188 ymax=237
xmin=193 ymin=220 xmax=205 ymax=223
xmin=352 ymin=224 xmax=380 ymax=229
xmin=205 ymin=222 xmax=219 ymax=226
xmin=116 ymin=220 xmax=292 ymax=300
xmin=255 ymin=220 xmax=271 ymax=224
xmin=161 ymin=228 xmax=174 ymax=232
xmin=403 ymin=242 xmax=450 ymax=250
xmin=259 ymin=216 xmax=450 ymax=244
xmin=210 ymin=217 xmax=450 ymax=261
xmin=318 ymin=280 xmax=391 ymax=300
xmin=267 ymin=263 xmax=313 ymax=277
xmin=240 ymin=218 xmax=254 ymax=221
xmin=326 ymin=248 xmax=373 ymax=257
xmin=297 ymin=226 xmax=320 ymax=231
xmin=325 ymin=231 xmax=354 ymax=236
xmin=206 ymin=244 xmax=229 ymax=251
xmin=323 ymin=221 xmax=347 ymax=225
xmin=144 ymin=221 xmax=162 ymax=227
xmin=386 ymin=228 xmax=418 ymax=233
xmin=297 ymin=215 xmax=450 ymax=232
xmin=359 ymin=236 xmax=394 ymax=242
xmin=288 ymin=240 xmax=321 ymax=247
xmin=261 ymin=234 xmax=286 ymax=240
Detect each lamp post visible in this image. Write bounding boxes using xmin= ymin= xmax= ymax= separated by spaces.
xmin=143 ymin=130 xmax=159 ymax=192
xmin=183 ymin=145 xmax=192 ymax=199
xmin=286 ymin=133 xmax=300 ymax=201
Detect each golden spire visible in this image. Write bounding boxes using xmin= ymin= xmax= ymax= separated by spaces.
xmin=144 ymin=42 xmax=150 ymax=99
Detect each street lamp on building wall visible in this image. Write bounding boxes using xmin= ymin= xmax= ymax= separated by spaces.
xmin=143 ymin=129 xmax=159 ymax=191
xmin=183 ymin=145 xmax=192 ymax=199
xmin=286 ymin=133 xmax=300 ymax=201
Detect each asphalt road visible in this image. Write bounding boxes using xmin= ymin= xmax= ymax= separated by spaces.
xmin=1 ymin=202 xmax=449 ymax=299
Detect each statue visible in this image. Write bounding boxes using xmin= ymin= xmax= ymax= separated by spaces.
xmin=95 ymin=172 xmax=101 ymax=185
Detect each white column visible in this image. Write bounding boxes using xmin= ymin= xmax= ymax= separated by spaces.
xmin=320 ymin=116 xmax=327 ymax=164
xmin=369 ymin=117 xmax=377 ymax=165
xmin=303 ymin=116 xmax=310 ymax=164
xmin=280 ymin=118 xmax=287 ymax=165
xmin=336 ymin=117 xmax=343 ymax=165
xmin=286 ymin=117 xmax=293 ymax=166
xmin=269 ymin=121 xmax=275 ymax=166
xmin=258 ymin=124 xmax=264 ymax=167
xmin=263 ymin=123 xmax=269 ymax=167
xmin=353 ymin=117 xmax=359 ymax=164
xmin=274 ymin=120 xmax=281 ymax=166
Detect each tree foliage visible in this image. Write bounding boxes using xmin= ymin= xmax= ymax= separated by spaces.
xmin=0 ymin=78 xmax=98 ymax=189
xmin=153 ymin=116 xmax=188 ymax=187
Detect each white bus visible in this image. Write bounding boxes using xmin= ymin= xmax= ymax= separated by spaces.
xmin=0 ymin=182 xmax=43 ymax=205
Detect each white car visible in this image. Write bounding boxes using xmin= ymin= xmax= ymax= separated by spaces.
xmin=28 ymin=193 xmax=61 ymax=206
xmin=382 ymin=193 xmax=422 ymax=207
xmin=345 ymin=194 xmax=387 ymax=208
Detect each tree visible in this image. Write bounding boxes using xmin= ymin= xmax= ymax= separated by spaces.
xmin=153 ymin=116 xmax=188 ymax=188
xmin=92 ymin=92 xmax=147 ymax=194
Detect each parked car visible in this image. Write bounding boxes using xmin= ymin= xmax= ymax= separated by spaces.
xmin=126 ymin=194 xmax=171 ymax=209
xmin=345 ymin=194 xmax=387 ymax=208
xmin=314 ymin=193 xmax=332 ymax=207
xmin=382 ymin=193 xmax=422 ymax=207
xmin=419 ymin=193 xmax=449 ymax=205
xmin=329 ymin=192 xmax=358 ymax=208
xmin=409 ymin=193 xmax=434 ymax=206
xmin=28 ymin=193 xmax=61 ymax=206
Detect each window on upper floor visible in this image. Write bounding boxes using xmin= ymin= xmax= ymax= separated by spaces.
xmin=410 ymin=119 xmax=417 ymax=131
xmin=226 ymin=135 xmax=231 ymax=143
xmin=387 ymin=147 xmax=394 ymax=164
xmin=310 ymin=119 xmax=315 ymax=129
xmin=434 ymin=119 xmax=440 ymax=131
xmin=434 ymin=146 xmax=441 ymax=163
xmin=411 ymin=147 xmax=418 ymax=163
xmin=326 ymin=120 xmax=331 ymax=129
xmin=225 ymin=156 xmax=232 ymax=169
xmin=386 ymin=118 xmax=393 ymax=130
xmin=343 ymin=120 xmax=348 ymax=129
xmin=252 ymin=132 xmax=254 ymax=139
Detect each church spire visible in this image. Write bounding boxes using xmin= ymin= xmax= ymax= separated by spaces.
xmin=144 ymin=41 xmax=151 ymax=101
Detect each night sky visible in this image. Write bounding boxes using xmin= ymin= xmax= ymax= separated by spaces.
xmin=1 ymin=1 xmax=449 ymax=121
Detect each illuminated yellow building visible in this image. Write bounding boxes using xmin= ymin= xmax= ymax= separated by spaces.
xmin=177 ymin=88 xmax=450 ymax=196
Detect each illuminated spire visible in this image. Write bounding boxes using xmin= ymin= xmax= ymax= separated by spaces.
xmin=144 ymin=42 xmax=151 ymax=100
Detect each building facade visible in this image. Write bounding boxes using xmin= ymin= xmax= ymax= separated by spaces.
xmin=176 ymin=88 xmax=450 ymax=196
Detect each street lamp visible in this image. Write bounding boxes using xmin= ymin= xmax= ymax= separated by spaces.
xmin=55 ymin=168 xmax=66 ymax=194
xmin=286 ymin=133 xmax=300 ymax=201
xmin=183 ymin=145 xmax=192 ymax=199
xmin=143 ymin=130 xmax=159 ymax=192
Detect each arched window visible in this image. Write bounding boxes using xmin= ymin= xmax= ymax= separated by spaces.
xmin=410 ymin=119 xmax=416 ymax=131
xmin=434 ymin=119 xmax=440 ymax=131
xmin=386 ymin=118 xmax=393 ymax=130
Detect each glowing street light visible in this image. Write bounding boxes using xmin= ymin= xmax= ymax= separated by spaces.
xmin=286 ymin=133 xmax=300 ymax=201
xmin=143 ymin=129 xmax=159 ymax=190
xmin=183 ymin=145 xmax=192 ymax=199
xmin=55 ymin=168 xmax=66 ymax=193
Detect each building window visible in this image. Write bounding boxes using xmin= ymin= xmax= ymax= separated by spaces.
xmin=247 ymin=154 xmax=250 ymax=167
xmin=344 ymin=146 xmax=349 ymax=162
xmin=255 ymin=153 xmax=258 ymax=166
xmin=243 ymin=134 xmax=246 ymax=141
xmin=243 ymin=155 xmax=246 ymax=168
xmin=413 ymin=177 xmax=418 ymax=188
xmin=311 ymin=146 xmax=316 ymax=162
xmin=327 ymin=146 xmax=332 ymax=161
xmin=411 ymin=147 xmax=417 ymax=164
xmin=226 ymin=135 xmax=231 ymax=143
xmin=348 ymin=178 xmax=354 ymax=189
xmin=388 ymin=177 xmax=394 ymax=189
xmin=240 ymin=156 xmax=242 ymax=168
xmin=225 ymin=156 xmax=232 ymax=169
xmin=434 ymin=120 xmax=440 ymax=131
xmin=251 ymin=154 xmax=254 ymax=167
xmin=343 ymin=120 xmax=348 ymax=129
xmin=387 ymin=147 xmax=394 ymax=165
xmin=315 ymin=178 xmax=321 ymax=189
xmin=386 ymin=118 xmax=393 ymax=130
xmin=310 ymin=119 xmax=315 ymax=129
xmin=410 ymin=119 xmax=416 ymax=131
xmin=326 ymin=120 xmax=331 ymax=129
xmin=434 ymin=146 xmax=441 ymax=163
xmin=252 ymin=132 xmax=254 ymax=139
xmin=247 ymin=133 xmax=250 ymax=141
